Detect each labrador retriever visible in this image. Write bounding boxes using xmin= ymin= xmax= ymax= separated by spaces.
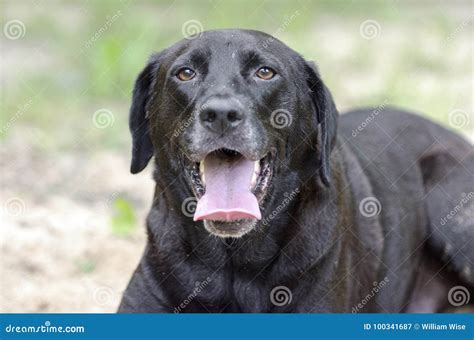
xmin=118 ymin=29 xmax=473 ymax=313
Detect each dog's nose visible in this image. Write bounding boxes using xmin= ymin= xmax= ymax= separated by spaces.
xmin=199 ymin=98 xmax=245 ymax=134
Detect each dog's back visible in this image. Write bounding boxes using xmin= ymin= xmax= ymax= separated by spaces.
xmin=339 ymin=108 xmax=473 ymax=311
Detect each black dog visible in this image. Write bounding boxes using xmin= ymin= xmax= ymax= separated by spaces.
xmin=119 ymin=29 xmax=473 ymax=313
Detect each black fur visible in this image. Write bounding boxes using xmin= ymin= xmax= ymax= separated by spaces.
xmin=120 ymin=29 xmax=473 ymax=313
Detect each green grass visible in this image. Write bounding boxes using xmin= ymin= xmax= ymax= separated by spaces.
xmin=110 ymin=197 xmax=137 ymax=237
xmin=76 ymin=258 xmax=97 ymax=274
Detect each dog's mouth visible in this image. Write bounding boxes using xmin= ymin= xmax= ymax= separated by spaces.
xmin=185 ymin=148 xmax=274 ymax=227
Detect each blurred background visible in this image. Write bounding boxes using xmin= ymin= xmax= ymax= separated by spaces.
xmin=1 ymin=0 xmax=472 ymax=312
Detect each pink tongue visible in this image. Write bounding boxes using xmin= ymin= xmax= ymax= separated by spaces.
xmin=194 ymin=154 xmax=261 ymax=222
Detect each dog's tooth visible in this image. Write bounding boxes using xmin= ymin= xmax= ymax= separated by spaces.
xmin=251 ymin=161 xmax=260 ymax=188
xmin=199 ymin=162 xmax=206 ymax=185
xmin=254 ymin=161 xmax=260 ymax=175
xmin=251 ymin=171 xmax=257 ymax=188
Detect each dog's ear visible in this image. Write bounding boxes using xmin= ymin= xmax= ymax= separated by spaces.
xmin=129 ymin=53 xmax=161 ymax=174
xmin=304 ymin=61 xmax=338 ymax=186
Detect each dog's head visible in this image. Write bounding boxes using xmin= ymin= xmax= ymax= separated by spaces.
xmin=129 ymin=29 xmax=338 ymax=237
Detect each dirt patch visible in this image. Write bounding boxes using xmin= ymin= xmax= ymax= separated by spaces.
xmin=0 ymin=135 xmax=153 ymax=312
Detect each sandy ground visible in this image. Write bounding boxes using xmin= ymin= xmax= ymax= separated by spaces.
xmin=0 ymin=134 xmax=153 ymax=312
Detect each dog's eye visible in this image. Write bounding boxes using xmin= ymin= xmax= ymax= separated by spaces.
xmin=176 ymin=68 xmax=196 ymax=81
xmin=255 ymin=67 xmax=276 ymax=80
